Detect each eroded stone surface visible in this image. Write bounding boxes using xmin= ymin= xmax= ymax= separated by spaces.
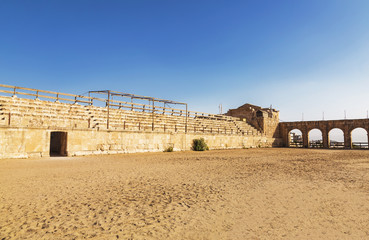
xmin=0 ymin=96 xmax=281 ymax=159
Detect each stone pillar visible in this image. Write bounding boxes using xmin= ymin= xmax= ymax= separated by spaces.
xmin=322 ymin=129 xmax=329 ymax=149
xmin=344 ymin=127 xmax=352 ymax=149
xmin=286 ymin=131 xmax=290 ymax=147
xmin=303 ymin=131 xmax=309 ymax=148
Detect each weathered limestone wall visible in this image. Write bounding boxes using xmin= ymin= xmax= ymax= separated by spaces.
xmin=0 ymin=126 xmax=280 ymax=159
xmin=0 ymin=127 xmax=49 ymax=158
xmin=262 ymin=111 xmax=280 ymax=138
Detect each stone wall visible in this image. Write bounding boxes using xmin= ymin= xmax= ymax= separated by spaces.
xmin=0 ymin=126 xmax=281 ymax=159
xmin=260 ymin=110 xmax=280 ymax=138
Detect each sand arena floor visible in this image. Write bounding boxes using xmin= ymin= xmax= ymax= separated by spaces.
xmin=1 ymin=148 xmax=369 ymax=239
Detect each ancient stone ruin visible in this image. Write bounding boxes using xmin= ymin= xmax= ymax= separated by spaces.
xmin=0 ymin=84 xmax=367 ymax=159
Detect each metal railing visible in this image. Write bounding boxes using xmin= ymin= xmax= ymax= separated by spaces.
xmin=309 ymin=141 xmax=323 ymax=148
xmin=352 ymin=142 xmax=369 ymax=149
xmin=0 ymin=84 xmax=92 ymax=105
xmin=289 ymin=141 xmax=303 ymax=148
xmin=330 ymin=142 xmax=345 ymax=148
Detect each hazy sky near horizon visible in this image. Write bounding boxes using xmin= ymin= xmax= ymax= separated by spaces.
xmin=1 ymin=0 xmax=369 ymax=122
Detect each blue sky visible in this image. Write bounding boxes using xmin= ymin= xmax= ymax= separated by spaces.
xmin=1 ymin=0 xmax=369 ymax=122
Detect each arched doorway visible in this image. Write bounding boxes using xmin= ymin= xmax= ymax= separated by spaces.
xmin=308 ymin=129 xmax=323 ymax=148
xmin=329 ymin=128 xmax=344 ymax=148
xmin=289 ymin=129 xmax=303 ymax=148
xmin=351 ymin=128 xmax=368 ymax=149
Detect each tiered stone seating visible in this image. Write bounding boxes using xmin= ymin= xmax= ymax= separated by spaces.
xmin=0 ymin=97 xmax=90 ymax=128
xmin=0 ymin=96 xmax=262 ymax=136
xmin=0 ymin=98 xmax=10 ymax=126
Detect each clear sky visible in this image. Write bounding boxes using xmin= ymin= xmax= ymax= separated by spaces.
xmin=1 ymin=0 xmax=369 ymax=122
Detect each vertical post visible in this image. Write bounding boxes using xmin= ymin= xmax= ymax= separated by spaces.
xmin=36 ymin=90 xmax=39 ymax=99
xmin=13 ymin=87 xmax=16 ymax=97
xmin=185 ymin=104 xmax=188 ymax=133
xmin=152 ymin=99 xmax=154 ymax=131
xmin=8 ymin=112 xmax=11 ymax=125
xmin=107 ymin=90 xmax=110 ymax=129
xmin=88 ymin=92 xmax=93 ymax=106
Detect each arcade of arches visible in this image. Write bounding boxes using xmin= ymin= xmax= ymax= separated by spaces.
xmin=279 ymin=119 xmax=369 ymax=149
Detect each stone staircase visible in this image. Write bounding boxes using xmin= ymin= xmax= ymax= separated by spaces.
xmin=232 ymin=119 xmax=262 ymax=136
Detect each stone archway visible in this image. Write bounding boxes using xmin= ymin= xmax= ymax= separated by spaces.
xmin=288 ymin=129 xmax=303 ymax=148
xmin=308 ymin=128 xmax=323 ymax=148
xmin=328 ymin=128 xmax=344 ymax=149
xmin=351 ymin=127 xmax=368 ymax=149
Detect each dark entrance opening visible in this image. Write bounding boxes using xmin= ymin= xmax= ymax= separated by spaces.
xmin=50 ymin=131 xmax=67 ymax=156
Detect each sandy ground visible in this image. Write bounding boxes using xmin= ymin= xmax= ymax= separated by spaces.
xmin=1 ymin=148 xmax=369 ymax=239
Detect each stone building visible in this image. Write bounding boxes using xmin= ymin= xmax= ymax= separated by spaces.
xmin=225 ymin=104 xmax=281 ymax=141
